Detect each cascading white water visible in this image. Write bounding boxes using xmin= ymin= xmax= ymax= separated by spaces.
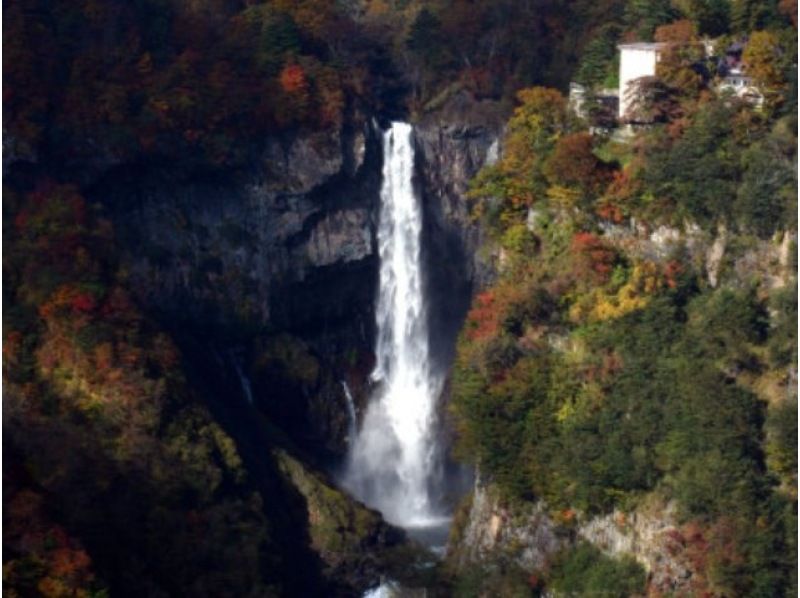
xmin=343 ymin=122 xmax=443 ymax=528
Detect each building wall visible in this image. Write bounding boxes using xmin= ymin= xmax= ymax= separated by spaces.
xmin=618 ymin=48 xmax=659 ymax=120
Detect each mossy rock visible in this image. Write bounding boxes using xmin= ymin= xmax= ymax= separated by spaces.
xmin=273 ymin=449 xmax=405 ymax=574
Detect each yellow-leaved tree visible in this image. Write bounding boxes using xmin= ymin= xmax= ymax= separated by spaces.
xmin=743 ymin=30 xmax=789 ymax=111
xmin=468 ymin=87 xmax=569 ymax=223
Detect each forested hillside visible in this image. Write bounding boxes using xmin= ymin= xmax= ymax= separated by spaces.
xmin=447 ymin=3 xmax=797 ymax=596
xmin=4 ymin=183 xmax=293 ymax=595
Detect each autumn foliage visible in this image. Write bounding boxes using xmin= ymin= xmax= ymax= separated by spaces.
xmin=3 ymin=0 xmax=369 ymax=165
xmin=464 ymin=282 xmax=532 ymax=343
xmin=465 ymin=291 xmax=502 ymax=341
xmin=4 ymin=183 xmax=277 ymax=594
xmin=280 ymin=64 xmax=309 ymax=95
xmin=4 ymin=485 xmax=97 ymax=597
xmin=571 ymin=231 xmax=617 ymax=281
xmin=545 ymin=133 xmax=615 ymax=195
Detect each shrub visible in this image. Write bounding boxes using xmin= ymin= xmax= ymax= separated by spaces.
xmin=547 ymin=542 xmax=646 ymax=597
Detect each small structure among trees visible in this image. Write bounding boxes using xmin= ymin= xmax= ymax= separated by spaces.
xmin=617 ymin=42 xmax=667 ymax=120
xmin=578 ymin=28 xmax=778 ymax=127
xmin=706 ymin=39 xmax=766 ymax=108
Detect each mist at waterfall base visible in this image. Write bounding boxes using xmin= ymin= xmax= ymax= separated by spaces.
xmin=342 ymin=122 xmax=452 ymax=545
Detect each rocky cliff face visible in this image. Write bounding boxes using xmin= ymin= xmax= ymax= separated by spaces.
xmin=449 ymin=477 xmax=566 ymax=572
xmin=445 ymin=219 xmax=797 ymax=596
xmin=86 ymin=98 xmax=506 ymax=462
xmin=273 ymin=448 xmax=408 ymax=591
xmin=447 ymin=478 xmax=698 ymax=596
xmin=99 ymin=121 xmax=378 ymax=334
xmin=88 ymin=119 xmax=381 ymax=459
xmin=415 ymin=93 xmax=506 ymax=374
xmin=599 ymin=220 xmax=796 ymax=293
xmin=576 ymin=501 xmax=695 ymax=595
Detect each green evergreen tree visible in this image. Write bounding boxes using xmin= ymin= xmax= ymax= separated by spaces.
xmin=731 ymin=0 xmax=781 ymax=32
xmin=734 ymin=141 xmax=794 ymax=238
xmin=259 ymin=12 xmax=302 ymax=75
xmin=406 ymin=8 xmax=445 ymax=65
xmin=624 ymin=0 xmax=679 ymax=39
xmin=681 ymin=0 xmax=732 ymax=35
xmin=576 ymin=24 xmax=622 ymax=88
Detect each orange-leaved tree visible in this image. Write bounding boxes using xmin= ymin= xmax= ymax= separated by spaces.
xmin=545 ymin=132 xmax=617 ymax=207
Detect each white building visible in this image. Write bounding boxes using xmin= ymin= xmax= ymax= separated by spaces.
xmin=617 ymin=39 xmax=763 ymax=120
xmin=618 ymin=42 xmax=666 ymax=120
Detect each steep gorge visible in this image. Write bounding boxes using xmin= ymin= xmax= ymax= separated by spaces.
xmin=77 ymin=99 xmax=503 ymax=592
xmin=90 ymin=97 xmax=502 ymax=466
xmin=4 ymin=1 xmax=640 ymax=593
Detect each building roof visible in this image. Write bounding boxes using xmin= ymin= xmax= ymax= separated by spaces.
xmin=617 ymin=42 xmax=667 ymax=51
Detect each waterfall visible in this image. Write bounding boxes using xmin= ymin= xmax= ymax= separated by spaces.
xmin=343 ymin=122 xmax=443 ymax=528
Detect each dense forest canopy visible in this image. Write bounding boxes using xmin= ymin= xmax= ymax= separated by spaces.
xmin=449 ymin=2 xmax=797 ymax=594
xmin=7 ymin=0 xmax=794 ymax=160
xmin=4 ymin=0 xmax=694 ymax=165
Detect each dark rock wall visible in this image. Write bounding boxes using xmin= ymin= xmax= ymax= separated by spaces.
xmin=89 ymin=119 xmax=382 ymax=461
xmin=415 ymin=94 xmax=505 ymax=377
xmin=97 ymin=121 xmax=379 ymax=335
